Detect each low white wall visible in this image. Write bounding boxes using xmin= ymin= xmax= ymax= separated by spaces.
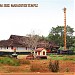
xmin=0 ymin=47 xmax=32 ymax=52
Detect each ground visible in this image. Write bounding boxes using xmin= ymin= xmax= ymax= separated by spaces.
xmin=0 ymin=55 xmax=75 ymax=75
xmin=0 ymin=73 xmax=75 ymax=75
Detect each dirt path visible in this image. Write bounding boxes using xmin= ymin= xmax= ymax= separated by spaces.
xmin=0 ymin=73 xmax=75 ymax=75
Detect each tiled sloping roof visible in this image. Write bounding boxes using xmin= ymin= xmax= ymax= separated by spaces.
xmin=35 ymin=48 xmax=45 ymax=52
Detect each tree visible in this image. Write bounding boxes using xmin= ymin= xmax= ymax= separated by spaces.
xmin=20 ymin=34 xmax=41 ymax=49
xmin=47 ymin=25 xmax=74 ymax=49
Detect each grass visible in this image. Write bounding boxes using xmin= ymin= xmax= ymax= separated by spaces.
xmin=49 ymin=54 xmax=75 ymax=61
xmin=0 ymin=56 xmax=31 ymax=66
xmin=0 ymin=57 xmax=20 ymax=66
xmin=49 ymin=54 xmax=64 ymax=60
xmin=0 ymin=56 xmax=74 ymax=73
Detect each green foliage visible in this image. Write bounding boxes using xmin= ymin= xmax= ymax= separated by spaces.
xmin=48 ymin=60 xmax=59 ymax=72
xmin=59 ymin=46 xmax=64 ymax=50
xmin=69 ymin=47 xmax=75 ymax=51
xmin=0 ymin=57 xmax=20 ymax=66
xmin=49 ymin=55 xmax=75 ymax=61
xmin=47 ymin=25 xmax=74 ymax=48
xmin=0 ymin=57 xmax=31 ymax=66
xmin=63 ymin=57 xmax=75 ymax=61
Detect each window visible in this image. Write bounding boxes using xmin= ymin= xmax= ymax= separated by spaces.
xmin=11 ymin=46 xmax=13 ymax=49
xmin=26 ymin=47 xmax=27 ymax=50
xmin=38 ymin=51 xmax=40 ymax=55
xmin=7 ymin=46 xmax=8 ymax=49
xmin=43 ymin=51 xmax=45 ymax=55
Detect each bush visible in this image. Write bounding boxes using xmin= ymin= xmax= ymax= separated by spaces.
xmin=30 ymin=63 xmax=40 ymax=72
xmin=48 ymin=60 xmax=59 ymax=72
xmin=65 ymin=67 xmax=69 ymax=72
xmin=0 ymin=57 xmax=20 ymax=66
xmin=19 ymin=59 xmax=30 ymax=65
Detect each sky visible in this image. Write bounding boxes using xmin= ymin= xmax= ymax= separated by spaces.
xmin=0 ymin=0 xmax=74 ymax=40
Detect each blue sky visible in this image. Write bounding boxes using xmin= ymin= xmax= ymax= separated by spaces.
xmin=0 ymin=0 xmax=74 ymax=40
